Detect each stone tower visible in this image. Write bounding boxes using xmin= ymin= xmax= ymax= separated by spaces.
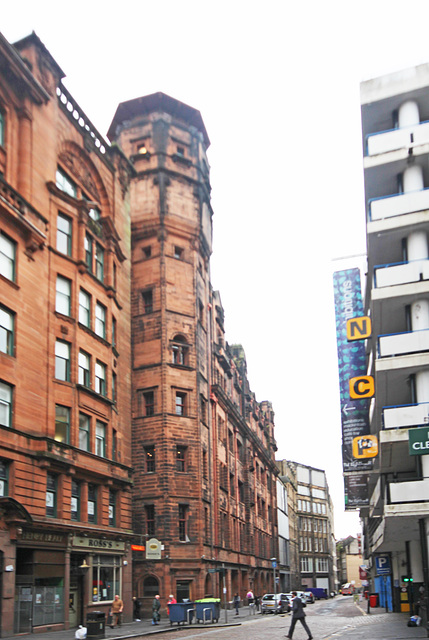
xmin=108 ymin=93 xmax=213 ymax=605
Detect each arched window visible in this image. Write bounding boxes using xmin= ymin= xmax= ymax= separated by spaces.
xmin=171 ymin=335 xmax=189 ymax=366
xmin=143 ymin=576 xmax=159 ymax=598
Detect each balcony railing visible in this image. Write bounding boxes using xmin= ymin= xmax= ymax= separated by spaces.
xmin=383 ymin=402 xmax=429 ymax=429
xmin=366 ymin=120 xmax=429 ymax=156
xmin=369 ymin=188 xmax=429 ymax=221
xmin=374 ymin=257 xmax=429 ymax=288
xmin=378 ymin=327 xmax=429 ymax=358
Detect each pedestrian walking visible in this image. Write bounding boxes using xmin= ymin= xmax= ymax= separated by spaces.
xmin=132 ymin=596 xmax=141 ymax=621
xmin=233 ymin=593 xmax=240 ymax=615
xmin=110 ymin=595 xmax=124 ymax=628
xmin=152 ymin=594 xmax=161 ymax=625
xmin=247 ymin=589 xmax=255 ymax=614
xmin=286 ymin=592 xmax=312 ymax=640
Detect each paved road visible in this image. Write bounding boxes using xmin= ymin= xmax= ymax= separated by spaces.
xmin=10 ymin=596 xmax=426 ymax=640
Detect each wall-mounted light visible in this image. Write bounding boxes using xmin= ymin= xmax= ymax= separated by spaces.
xmin=79 ymin=560 xmax=90 ymax=570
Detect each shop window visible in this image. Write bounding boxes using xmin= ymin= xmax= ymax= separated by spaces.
xmin=92 ymin=555 xmax=120 ymax=602
xmin=71 ymin=479 xmax=80 ymax=521
xmin=175 ymin=391 xmax=187 ymax=416
xmin=95 ymin=421 xmax=106 ymax=457
xmin=78 ymin=350 xmax=91 ymax=387
xmin=46 ymin=473 xmax=57 ymax=517
xmin=79 ymin=289 xmax=91 ymax=327
xmin=145 ymin=446 xmax=155 ymax=473
xmin=109 ymin=490 xmax=116 ymax=526
xmin=0 ymin=304 xmax=14 ymax=355
xmin=56 ymin=275 xmax=71 ymax=316
xmin=145 ymin=504 xmax=155 ymax=536
xmin=88 ymin=484 xmax=97 ymax=523
xmin=0 ymin=459 xmax=8 ymax=496
xmin=57 ymin=213 xmax=72 ymax=256
xmin=0 ymin=382 xmax=13 ymax=428
xmin=55 ymin=405 xmax=70 ymax=443
xmin=95 ymin=302 xmax=106 ymax=339
xmin=95 ymin=360 xmax=106 ymax=396
xmin=178 ymin=504 xmax=189 ymax=542
xmin=176 ymin=446 xmax=187 ymax=472
xmin=56 ymin=167 xmax=77 ymax=197
xmin=55 ymin=340 xmax=70 ymax=381
xmin=0 ymin=231 xmax=16 ymax=282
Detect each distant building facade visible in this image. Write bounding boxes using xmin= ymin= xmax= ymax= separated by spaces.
xmin=337 ymin=535 xmax=363 ymax=590
xmin=278 ymin=462 xmax=336 ymax=594
xmin=277 ymin=460 xmax=299 ymax=590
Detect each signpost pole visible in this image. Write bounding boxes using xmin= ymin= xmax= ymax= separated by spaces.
xmin=222 ymin=563 xmax=227 ymax=624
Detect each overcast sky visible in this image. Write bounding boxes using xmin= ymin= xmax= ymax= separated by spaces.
xmin=4 ymin=0 xmax=429 ymax=539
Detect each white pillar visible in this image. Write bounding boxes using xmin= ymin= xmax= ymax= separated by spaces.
xmin=407 ymin=231 xmax=429 ymax=262
xmin=403 ymin=165 xmax=424 ymax=193
xmin=399 ymin=100 xmax=420 ymax=128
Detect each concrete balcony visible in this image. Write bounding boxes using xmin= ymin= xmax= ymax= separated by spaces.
xmin=369 ymin=188 xmax=429 ymax=221
xmin=383 ymin=402 xmax=429 ymax=429
xmin=367 ymin=120 xmax=429 ymax=156
xmin=374 ymin=258 xmax=429 ymax=288
xmin=378 ymin=328 xmax=429 ymax=358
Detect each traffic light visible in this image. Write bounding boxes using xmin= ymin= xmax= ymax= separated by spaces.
xmin=402 ymin=576 xmax=413 ymax=583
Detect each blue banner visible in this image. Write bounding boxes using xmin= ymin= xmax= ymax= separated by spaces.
xmin=333 ymin=268 xmax=373 ymax=475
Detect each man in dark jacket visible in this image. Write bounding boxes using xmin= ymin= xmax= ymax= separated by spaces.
xmin=286 ymin=592 xmax=312 ymax=640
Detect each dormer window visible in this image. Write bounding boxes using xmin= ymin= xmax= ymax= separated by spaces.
xmin=138 ymin=143 xmax=148 ymax=155
xmin=177 ymin=146 xmax=185 ymax=157
xmin=174 ymin=246 xmax=183 ymax=260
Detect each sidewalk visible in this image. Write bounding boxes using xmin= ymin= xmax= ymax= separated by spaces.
xmin=4 ymin=607 xmax=254 ymax=640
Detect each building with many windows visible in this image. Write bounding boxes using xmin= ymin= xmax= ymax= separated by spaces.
xmin=360 ymin=64 xmax=429 ymax=615
xmin=108 ymin=95 xmax=279 ymax=613
xmin=0 ymin=30 xmax=281 ymax=634
xmin=0 ymin=32 xmax=133 ymax=635
xmin=277 ymin=462 xmax=336 ymax=594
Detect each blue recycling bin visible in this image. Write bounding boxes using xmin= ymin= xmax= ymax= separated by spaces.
xmin=168 ymin=602 xmax=195 ymax=625
xmin=195 ymin=599 xmax=220 ymax=623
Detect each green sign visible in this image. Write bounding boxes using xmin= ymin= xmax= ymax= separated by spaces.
xmin=408 ymin=428 xmax=429 ymax=456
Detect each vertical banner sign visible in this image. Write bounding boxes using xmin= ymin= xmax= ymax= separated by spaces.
xmin=333 ymin=269 xmax=373 ymax=478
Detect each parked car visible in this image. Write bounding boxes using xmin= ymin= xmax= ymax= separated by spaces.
xmin=304 ymin=591 xmax=314 ymax=604
xmin=284 ymin=592 xmax=306 ymax=608
xmin=260 ymin=593 xmax=291 ymax=614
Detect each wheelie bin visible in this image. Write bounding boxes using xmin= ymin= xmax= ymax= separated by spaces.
xmin=369 ymin=593 xmax=379 ymax=608
xmin=86 ymin=611 xmax=106 ymax=640
xmin=195 ymin=598 xmax=221 ymax=623
xmin=168 ymin=602 xmax=195 ymax=625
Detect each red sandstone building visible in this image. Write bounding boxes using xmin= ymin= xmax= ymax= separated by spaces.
xmin=0 ymin=33 xmax=133 ymax=635
xmin=0 ymin=31 xmax=279 ymax=633
xmin=108 ymin=94 xmax=279 ymax=612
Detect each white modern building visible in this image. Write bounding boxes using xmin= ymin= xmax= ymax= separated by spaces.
xmin=361 ymin=64 xmax=429 ymax=615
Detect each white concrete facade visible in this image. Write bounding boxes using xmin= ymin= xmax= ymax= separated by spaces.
xmin=361 ymin=64 xmax=429 ymax=614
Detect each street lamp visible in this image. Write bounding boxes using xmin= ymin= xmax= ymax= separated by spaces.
xmin=271 ymin=558 xmax=277 ymax=596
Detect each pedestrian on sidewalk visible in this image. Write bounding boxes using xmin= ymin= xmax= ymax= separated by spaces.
xmin=233 ymin=593 xmax=240 ymax=615
xmin=152 ymin=594 xmax=161 ymax=625
xmin=110 ymin=595 xmax=124 ymax=628
xmin=286 ymin=592 xmax=312 ymax=640
xmin=167 ymin=594 xmax=177 ymax=615
xmin=133 ymin=596 xmax=141 ymax=621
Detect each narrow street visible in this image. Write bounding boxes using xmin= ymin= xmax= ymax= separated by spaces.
xmin=121 ymin=596 xmax=426 ymax=640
